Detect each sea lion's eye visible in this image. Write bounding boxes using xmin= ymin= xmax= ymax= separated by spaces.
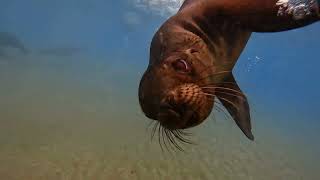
xmin=172 ymin=59 xmax=191 ymax=73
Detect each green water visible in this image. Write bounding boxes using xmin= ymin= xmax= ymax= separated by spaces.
xmin=0 ymin=55 xmax=318 ymax=180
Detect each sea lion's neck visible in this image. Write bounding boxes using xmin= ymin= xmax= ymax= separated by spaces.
xmin=168 ymin=5 xmax=252 ymax=70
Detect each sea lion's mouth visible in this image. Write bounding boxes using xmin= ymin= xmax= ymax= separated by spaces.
xmin=157 ymin=103 xmax=183 ymax=129
xmin=157 ymin=99 xmax=199 ymax=130
xmin=157 ymin=109 xmax=182 ymax=129
xmin=157 ymin=110 xmax=196 ymax=130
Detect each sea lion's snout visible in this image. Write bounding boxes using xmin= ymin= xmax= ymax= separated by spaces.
xmin=157 ymin=103 xmax=183 ymax=129
xmin=157 ymin=84 xmax=212 ymax=130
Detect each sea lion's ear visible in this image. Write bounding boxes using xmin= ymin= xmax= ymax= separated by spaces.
xmin=217 ymin=74 xmax=254 ymax=140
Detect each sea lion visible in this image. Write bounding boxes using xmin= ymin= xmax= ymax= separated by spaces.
xmin=138 ymin=0 xmax=319 ymax=149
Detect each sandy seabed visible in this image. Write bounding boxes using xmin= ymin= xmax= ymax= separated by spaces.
xmin=0 ymin=57 xmax=318 ymax=180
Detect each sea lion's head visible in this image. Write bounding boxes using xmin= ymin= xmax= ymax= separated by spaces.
xmin=139 ymin=25 xmax=219 ymax=132
xmin=139 ymin=20 xmax=254 ymax=149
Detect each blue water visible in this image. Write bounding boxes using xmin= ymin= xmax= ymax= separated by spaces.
xmin=0 ymin=0 xmax=319 ymax=179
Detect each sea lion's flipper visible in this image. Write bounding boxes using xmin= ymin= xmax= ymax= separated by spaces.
xmin=217 ymin=74 xmax=254 ymax=140
xmin=196 ymin=0 xmax=319 ymax=32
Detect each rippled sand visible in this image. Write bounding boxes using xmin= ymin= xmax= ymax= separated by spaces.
xmin=0 ymin=57 xmax=318 ymax=180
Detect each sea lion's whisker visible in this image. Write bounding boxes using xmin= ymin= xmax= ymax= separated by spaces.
xmin=203 ymin=92 xmax=239 ymax=111
xmin=173 ymin=130 xmax=193 ymax=145
xmin=213 ymin=82 xmax=239 ymax=86
xmin=147 ymin=120 xmax=154 ymax=128
xmin=163 ymin=129 xmax=175 ymax=151
xmin=170 ymin=130 xmax=186 ymax=152
xmin=171 ymin=130 xmax=188 ymax=146
xmin=213 ymin=102 xmax=233 ymax=121
xmin=199 ymin=90 xmax=246 ymax=106
xmin=201 ymin=86 xmax=244 ymax=96
xmin=158 ymin=123 xmax=164 ymax=153
xmin=176 ymin=129 xmax=192 ymax=137
xmin=201 ymin=92 xmax=225 ymax=111
xmin=159 ymin=127 xmax=193 ymax=152
xmin=197 ymin=63 xmax=229 ymax=76
xmin=213 ymin=91 xmax=246 ymax=100
xmin=197 ymin=64 xmax=217 ymax=75
xmin=197 ymin=71 xmax=231 ymax=82
xmin=166 ymin=129 xmax=177 ymax=154
xmin=151 ymin=121 xmax=158 ymax=141
xmin=146 ymin=120 xmax=156 ymax=135
xmin=201 ymin=86 xmax=243 ymax=95
xmin=166 ymin=129 xmax=184 ymax=152
xmin=161 ymin=126 xmax=171 ymax=153
xmin=218 ymin=82 xmax=238 ymax=85
xmin=206 ymin=95 xmax=233 ymax=120
xmin=210 ymin=113 xmax=217 ymax=123
xmin=209 ymin=94 xmax=240 ymax=112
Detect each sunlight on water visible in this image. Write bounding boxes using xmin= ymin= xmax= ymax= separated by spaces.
xmin=0 ymin=54 xmax=318 ymax=180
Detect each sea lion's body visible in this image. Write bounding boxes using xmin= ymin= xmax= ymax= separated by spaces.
xmin=139 ymin=0 xmax=319 ymax=147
